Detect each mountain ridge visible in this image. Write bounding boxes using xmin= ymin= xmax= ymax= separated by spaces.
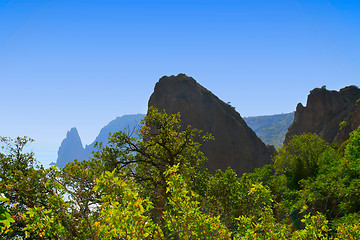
xmin=244 ymin=112 xmax=294 ymax=148
xmin=56 ymin=114 xmax=145 ymax=167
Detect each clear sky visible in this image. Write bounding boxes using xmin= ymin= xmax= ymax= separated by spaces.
xmin=1 ymin=0 xmax=359 ymax=165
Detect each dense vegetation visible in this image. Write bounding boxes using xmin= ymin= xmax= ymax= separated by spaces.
xmin=1 ymin=107 xmax=360 ymax=239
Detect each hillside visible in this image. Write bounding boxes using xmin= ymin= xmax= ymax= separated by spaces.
xmin=244 ymin=112 xmax=294 ymax=148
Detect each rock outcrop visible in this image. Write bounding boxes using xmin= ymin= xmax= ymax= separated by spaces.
xmin=56 ymin=127 xmax=84 ymax=168
xmin=148 ymin=74 xmax=273 ymax=175
xmin=285 ymin=86 xmax=360 ymax=144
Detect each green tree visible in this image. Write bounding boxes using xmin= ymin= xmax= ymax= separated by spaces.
xmin=234 ymin=183 xmax=291 ymax=239
xmin=94 ymin=107 xmax=212 ymax=227
xmin=163 ymin=164 xmax=231 ymax=239
xmin=24 ymin=107 xmax=216 ymax=239
xmin=93 ymin=169 xmax=163 ymax=239
xmin=274 ymin=133 xmax=331 ymax=189
xmin=201 ymin=168 xmax=243 ymax=231
xmin=9 ymin=111 xmax=360 ymax=239
xmin=345 ymin=126 xmax=360 ymax=163
xmin=292 ymin=127 xmax=360 ymax=219
xmin=25 ymin=159 xmax=104 ymax=239
xmin=0 ymin=136 xmax=49 ymax=239
xmin=0 ymin=195 xmax=15 ymax=236
xmin=334 ymin=213 xmax=360 ymax=239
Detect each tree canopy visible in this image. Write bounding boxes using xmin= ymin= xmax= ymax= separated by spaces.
xmin=1 ymin=109 xmax=360 ymax=239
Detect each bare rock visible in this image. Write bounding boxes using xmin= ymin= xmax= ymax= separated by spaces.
xmin=148 ymin=74 xmax=272 ymax=175
xmin=285 ymin=86 xmax=360 ymax=144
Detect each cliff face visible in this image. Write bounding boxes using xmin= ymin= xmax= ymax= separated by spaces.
xmin=56 ymin=127 xmax=84 ymax=168
xmin=285 ymin=86 xmax=360 ymax=144
xmin=148 ymin=74 xmax=273 ymax=175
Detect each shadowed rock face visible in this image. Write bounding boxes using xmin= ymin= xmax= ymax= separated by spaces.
xmin=285 ymin=86 xmax=360 ymax=144
xmin=148 ymin=74 xmax=273 ymax=175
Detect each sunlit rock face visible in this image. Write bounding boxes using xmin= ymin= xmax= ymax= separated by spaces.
xmin=285 ymin=85 xmax=360 ymax=144
xmin=148 ymin=74 xmax=273 ymax=175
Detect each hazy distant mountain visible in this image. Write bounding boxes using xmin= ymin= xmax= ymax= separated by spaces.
xmin=244 ymin=112 xmax=294 ymax=149
xmin=56 ymin=114 xmax=145 ymax=167
xmin=56 ymin=127 xmax=84 ymax=168
xmin=82 ymin=114 xmax=145 ymax=160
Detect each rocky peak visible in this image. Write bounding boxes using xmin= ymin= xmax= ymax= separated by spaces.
xmin=148 ymin=74 xmax=273 ymax=175
xmin=56 ymin=127 xmax=84 ymax=168
xmin=285 ymin=85 xmax=360 ymax=143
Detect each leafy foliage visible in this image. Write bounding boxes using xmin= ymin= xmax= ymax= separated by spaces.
xmin=345 ymin=126 xmax=360 ymax=163
xmin=274 ymin=133 xmax=332 ymax=189
xmin=0 ymin=137 xmax=50 ymax=239
xmin=0 ymin=195 xmax=15 ymax=235
xmin=93 ymin=169 xmax=163 ymax=239
xmin=94 ymin=106 xmax=212 ymax=226
xmin=3 ymin=111 xmax=360 ymax=239
xmin=163 ymin=164 xmax=231 ymax=239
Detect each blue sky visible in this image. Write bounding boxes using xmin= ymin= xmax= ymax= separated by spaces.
xmin=1 ymin=0 xmax=359 ymax=165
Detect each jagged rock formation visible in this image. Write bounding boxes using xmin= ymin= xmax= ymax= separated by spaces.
xmin=148 ymin=74 xmax=273 ymax=175
xmin=56 ymin=128 xmax=84 ymax=168
xmin=56 ymin=114 xmax=145 ymax=167
xmin=285 ymin=86 xmax=360 ymax=144
xmin=244 ymin=112 xmax=294 ymax=148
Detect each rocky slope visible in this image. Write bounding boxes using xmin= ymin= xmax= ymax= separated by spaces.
xmin=148 ymin=74 xmax=273 ymax=175
xmin=285 ymin=86 xmax=360 ymax=144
